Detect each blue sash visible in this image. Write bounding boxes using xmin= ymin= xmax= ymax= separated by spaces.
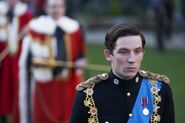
xmin=127 ymin=78 xmax=162 ymax=123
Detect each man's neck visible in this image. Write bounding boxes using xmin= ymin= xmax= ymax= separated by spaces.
xmin=112 ymin=70 xmax=134 ymax=80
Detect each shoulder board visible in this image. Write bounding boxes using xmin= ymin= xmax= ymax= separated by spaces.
xmin=76 ymin=73 xmax=109 ymax=91
xmin=139 ymin=70 xmax=170 ymax=84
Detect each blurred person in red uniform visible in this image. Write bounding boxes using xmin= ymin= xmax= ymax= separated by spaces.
xmin=0 ymin=1 xmax=12 ymax=123
xmin=0 ymin=0 xmax=32 ymax=123
xmin=19 ymin=0 xmax=87 ymax=123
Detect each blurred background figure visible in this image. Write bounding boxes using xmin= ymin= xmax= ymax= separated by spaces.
xmin=147 ymin=0 xmax=175 ymax=51
xmin=182 ymin=0 xmax=185 ymax=20
xmin=0 ymin=1 xmax=11 ymax=123
xmin=0 ymin=0 xmax=32 ymax=123
xmin=181 ymin=0 xmax=185 ymax=20
xmin=28 ymin=0 xmax=77 ymax=18
xmin=181 ymin=0 xmax=185 ymax=40
xmin=19 ymin=0 xmax=87 ymax=123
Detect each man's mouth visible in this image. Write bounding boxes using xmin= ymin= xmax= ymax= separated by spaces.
xmin=126 ymin=67 xmax=137 ymax=72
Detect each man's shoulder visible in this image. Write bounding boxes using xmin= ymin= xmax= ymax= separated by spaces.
xmin=0 ymin=1 xmax=8 ymax=15
xmin=76 ymin=73 xmax=109 ymax=91
xmin=58 ymin=16 xmax=80 ymax=33
xmin=139 ymin=70 xmax=170 ymax=84
xmin=28 ymin=15 xmax=56 ymax=35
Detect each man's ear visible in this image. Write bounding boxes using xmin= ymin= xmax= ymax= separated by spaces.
xmin=104 ymin=49 xmax=112 ymax=61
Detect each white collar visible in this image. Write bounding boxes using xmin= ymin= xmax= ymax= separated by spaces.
xmin=14 ymin=2 xmax=28 ymax=16
xmin=29 ymin=15 xmax=80 ymax=35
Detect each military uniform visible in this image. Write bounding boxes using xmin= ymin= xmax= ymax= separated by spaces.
xmin=70 ymin=70 xmax=175 ymax=123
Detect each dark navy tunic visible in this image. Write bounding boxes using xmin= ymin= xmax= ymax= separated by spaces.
xmin=70 ymin=70 xmax=175 ymax=123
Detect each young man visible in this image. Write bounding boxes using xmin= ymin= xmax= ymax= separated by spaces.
xmin=70 ymin=23 xmax=175 ymax=123
xmin=19 ymin=0 xmax=87 ymax=123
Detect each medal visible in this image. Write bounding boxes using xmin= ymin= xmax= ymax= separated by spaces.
xmin=141 ymin=97 xmax=149 ymax=116
xmin=143 ymin=107 xmax=149 ymax=115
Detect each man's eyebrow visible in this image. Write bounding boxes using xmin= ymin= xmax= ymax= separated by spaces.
xmin=118 ymin=48 xmax=129 ymax=50
xmin=117 ymin=48 xmax=129 ymax=52
xmin=135 ymin=47 xmax=143 ymax=50
xmin=117 ymin=47 xmax=142 ymax=50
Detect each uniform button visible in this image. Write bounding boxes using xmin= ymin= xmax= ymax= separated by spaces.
xmin=129 ymin=113 xmax=133 ymax=117
xmin=127 ymin=92 xmax=131 ymax=96
xmin=114 ymin=79 xmax=119 ymax=85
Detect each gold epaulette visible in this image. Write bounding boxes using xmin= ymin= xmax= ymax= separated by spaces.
xmin=76 ymin=73 xmax=109 ymax=91
xmin=139 ymin=70 xmax=170 ymax=84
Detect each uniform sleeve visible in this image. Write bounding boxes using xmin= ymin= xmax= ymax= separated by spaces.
xmin=162 ymin=84 xmax=175 ymax=123
xmin=70 ymin=91 xmax=89 ymax=123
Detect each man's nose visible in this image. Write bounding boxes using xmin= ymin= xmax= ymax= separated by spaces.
xmin=128 ymin=52 xmax=136 ymax=63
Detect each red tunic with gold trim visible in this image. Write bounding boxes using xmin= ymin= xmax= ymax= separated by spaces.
xmin=19 ymin=15 xmax=86 ymax=123
xmin=0 ymin=1 xmax=32 ymax=118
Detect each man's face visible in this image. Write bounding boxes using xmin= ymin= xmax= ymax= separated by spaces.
xmin=7 ymin=0 xmax=17 ymax=8
xmin=47 ymin=0 xmax=66 ymax=20
xmin=104 ymin=35 xmax=144 ymax=80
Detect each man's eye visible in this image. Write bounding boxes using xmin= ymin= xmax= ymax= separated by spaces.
xmin=119 ymin=50 xmax=129 ymax=54
xmin=135 ymin=49 xmax=142 ymax=53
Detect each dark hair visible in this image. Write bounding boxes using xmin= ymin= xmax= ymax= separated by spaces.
xmin=104 ymin=23 xmax=146 ymax=53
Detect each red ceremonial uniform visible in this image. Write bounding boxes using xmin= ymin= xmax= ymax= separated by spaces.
xmin=0 ymin=43 xmax=11 ymax=116
xmin=0 ymin=1 xmax=32 ymax=123
xmin=0 ymin=1 xmax=32 ymax=119
xmin=0 ymin=2 xmax=12 ymax=116
xmin=19 ymin=15 xmax=86 ymax=123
